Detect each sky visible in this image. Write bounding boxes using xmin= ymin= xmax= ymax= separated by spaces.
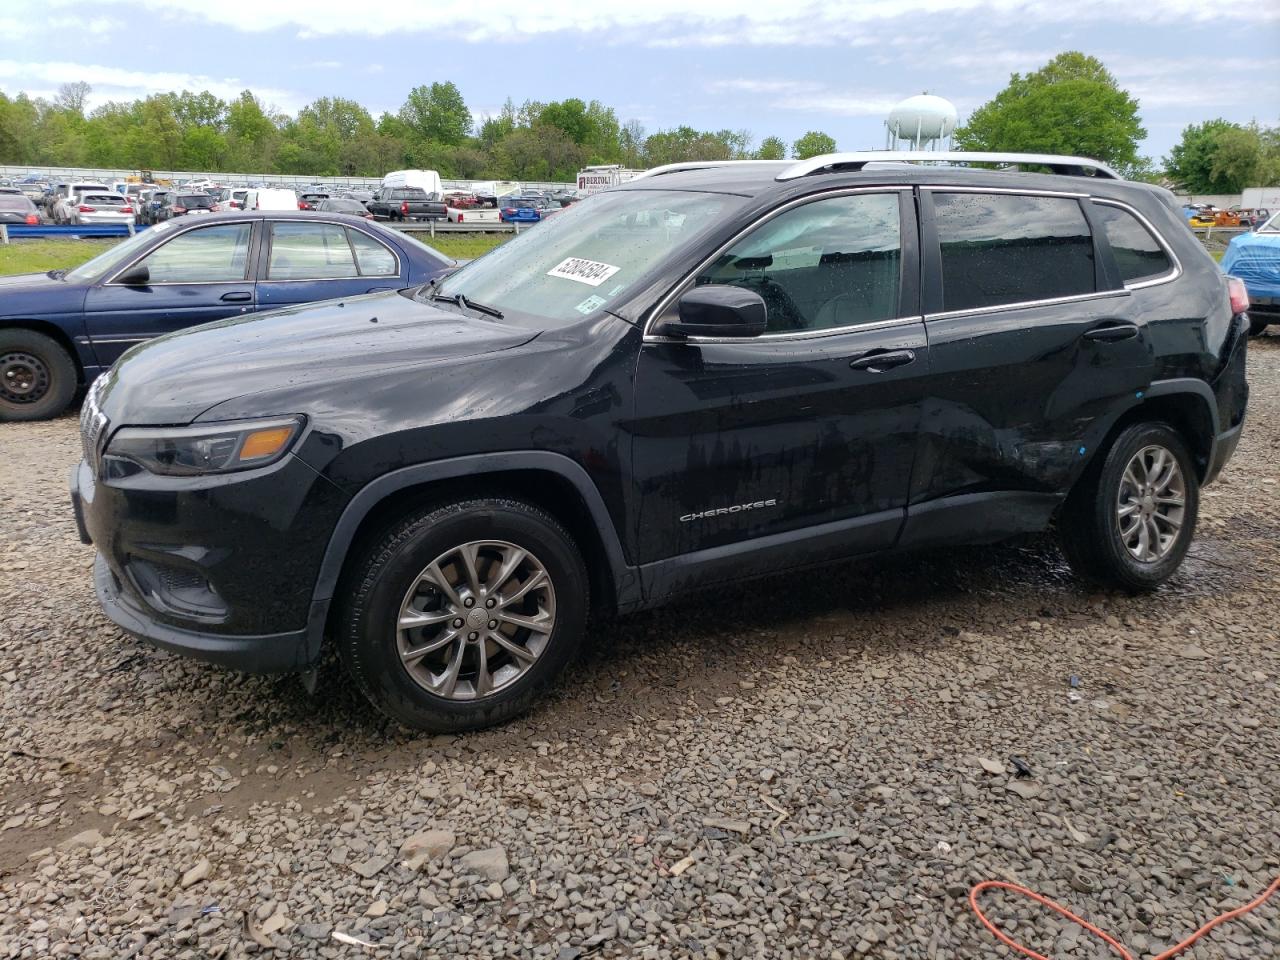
xmin=0 ymin=0 xmax=1277 ymax=161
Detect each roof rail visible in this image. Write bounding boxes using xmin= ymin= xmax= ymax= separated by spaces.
xmin=632 ymin=160 xmax=786 ymax=180
xmin=776 ymin=151 xmax=1122 ymax=181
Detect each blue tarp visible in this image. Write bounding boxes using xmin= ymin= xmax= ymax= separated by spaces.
xmin=1221 ymin=229 xmax=1280 ymax=300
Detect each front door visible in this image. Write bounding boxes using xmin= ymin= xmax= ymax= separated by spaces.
xmin=631 ymin=189 xmax=928 ymax=587
xmin=255 ymin=220 xmax=405 ymax=310
xmin=907 ymin=189 xmax=1154 ymax=533
xmin=82 ymin=220 xmax=257 ymax=366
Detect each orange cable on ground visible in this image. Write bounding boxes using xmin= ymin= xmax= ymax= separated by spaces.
xmin=969 ymin=874 xmax=1280 ymax=960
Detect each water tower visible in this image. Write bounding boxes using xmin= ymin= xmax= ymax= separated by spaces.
xmin=885 ymin=94 xmax=958 ymax=151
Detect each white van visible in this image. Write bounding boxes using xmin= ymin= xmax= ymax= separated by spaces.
xmin=242 ymin=188 xmax=298 ymax=212
xmin=381 ymin=169 xmax=443 ymax=196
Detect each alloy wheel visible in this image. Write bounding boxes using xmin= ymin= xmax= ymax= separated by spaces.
xmin=396 ymin=540 xmax=556 ymax=700
xmin=1116 ymin=444 xmax=1186 ymax=563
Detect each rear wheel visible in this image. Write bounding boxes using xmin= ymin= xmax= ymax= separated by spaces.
xmin=338 ymin=498 xmax=589 ymax=732
xmin=1250 ymin=316 xmax=1271 ymax=336
xmin=0 ymin=329 xmax=78 ymax=421
xmin=1059 ymin=423 xmax=1199 ymax=591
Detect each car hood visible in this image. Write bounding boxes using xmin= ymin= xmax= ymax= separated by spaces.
xmin=100 ymin=289 xmax=540 ymax=425
xmin=0 ymin=271 xmax=67 ymax=290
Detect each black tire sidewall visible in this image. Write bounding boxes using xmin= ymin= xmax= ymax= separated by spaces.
xmin=340 ymin=500 xmax=588 ymax=732
xmin=1092 ymin=423 xmax=1199 ymax=590
xmin=1250 ymin=317 xmax=1270 ymax=337
xmin=0 ymin=329 xmax=77 ymax=421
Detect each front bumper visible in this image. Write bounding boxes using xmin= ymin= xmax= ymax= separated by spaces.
xmin=93 ymin=552 xmax=328 ymax=672
xmin=70 ymin=451 xmax=345 ymax=672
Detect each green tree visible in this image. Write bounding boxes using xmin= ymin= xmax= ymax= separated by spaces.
xmin=756 ymin=136 xmax=787 ymax=160
xmin=1165 ymin=119 xmax=1268 ymax=193
xmin=792 ymin=130 xmax=836 ymax=159
xmin=954 ymin=51 xmax=1145 ymax=169
xmin=399 ymin=82 xmax=471 ymax=146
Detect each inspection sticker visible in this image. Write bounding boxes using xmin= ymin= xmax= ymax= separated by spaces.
xmin=547 ymin=257 xmax=620 ymax=287
xmin=575 ymin=295 xmax=607 ymax=315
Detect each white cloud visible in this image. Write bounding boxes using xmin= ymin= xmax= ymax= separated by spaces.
xmin=303 ymin=60 xmax=343 ymax=69
xmin=1 ymin=0 xmax=1272 ymax=46
xmin=708 ymin=78 xmax=900 ymax=118
xmin=0 ymin=60 xmax=303 ymax=112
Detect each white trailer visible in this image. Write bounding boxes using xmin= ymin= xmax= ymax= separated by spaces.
xmin=1242 ymin=187 xmax=1280 ymax=210
xmin=576 ymin=165 xmax=644 ymax=197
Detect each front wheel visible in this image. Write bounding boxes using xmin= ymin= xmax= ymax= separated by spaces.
xmin=0 ymin=329 xmax=78 ymax=421
xmin=338 ymin=498 xmax=589 ymax=732
xmin=1059 ymin=423 xmax=1199 ymax=591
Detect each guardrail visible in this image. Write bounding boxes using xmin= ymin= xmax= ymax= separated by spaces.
xmin=0 ymin=223 xmax=146 ymax=243
xmin=390 ymin=221 xmax=522 ymax=236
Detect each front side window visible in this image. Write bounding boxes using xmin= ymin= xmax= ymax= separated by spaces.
xmin=933 ymin=193 xmax=1095 ymax=312
xmin=1093 ymin=203 xmax=1173 ymax=284
xmin=697 ymin=193 xmax=902 ymax=333
xmin=132 ymin=223 xmax=252 ymax=283
xmin=268 ymin=222 xmax=358 ymax=279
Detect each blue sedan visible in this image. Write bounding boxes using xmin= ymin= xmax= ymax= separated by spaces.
xmin=498 ymin=198 xmax=545 ymax=223
xmin=0 ymin=211 xmax=454 ymax=420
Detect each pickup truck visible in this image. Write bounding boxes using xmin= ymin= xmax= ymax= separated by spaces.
xmin=367 ymin=187 xmax=447 ymax=222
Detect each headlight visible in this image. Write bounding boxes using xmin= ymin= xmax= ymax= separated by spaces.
xmin=104 ymin=416 xmax=304 ymax=476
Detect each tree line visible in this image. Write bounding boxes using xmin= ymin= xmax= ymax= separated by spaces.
xmin=0 ymin=55 xmax=1275 ymax=193
xmin=0 ymin=80 xmax=836 ymax=181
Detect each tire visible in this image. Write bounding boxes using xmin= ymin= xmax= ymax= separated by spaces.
xmin=1250 ymin=316 xmax=1270 ymax=337
xmin=0 ymin=329 xmax=78 ymax=421
xmin=338 ymin=498 xmax=589 ymax=732
xmin=1059 ymin=422 xmax=1199 ymax=592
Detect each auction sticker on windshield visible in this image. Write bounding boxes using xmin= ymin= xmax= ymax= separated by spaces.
xmin=547 ymin=257 xmax=621 ymax=287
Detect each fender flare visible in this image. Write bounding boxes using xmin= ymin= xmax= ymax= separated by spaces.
xmin=309 ymin=450 xmax=640 ymax=608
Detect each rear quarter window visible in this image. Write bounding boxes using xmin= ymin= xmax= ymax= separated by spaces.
xmin=1092 ymin=202 xmax=1174 ymax=285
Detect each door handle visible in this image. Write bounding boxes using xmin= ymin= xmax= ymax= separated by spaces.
xmin=1082 ymin=322 xmax=1139 ymax=343
xmin=849 ymin=349 xmax=916 ymax=373
xmin=220 ymin=291 xmax=252 ymax=303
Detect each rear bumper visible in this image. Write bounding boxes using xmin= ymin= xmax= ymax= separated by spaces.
xmin=93 ymin=552 xmax=328 ymax=672
xmin=1205 ymin=422 xmax=1244 ymax=486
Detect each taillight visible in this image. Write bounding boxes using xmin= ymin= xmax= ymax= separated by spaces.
xmin=78 ymin=205 xmax=95 ymax=212
xmin=25 ymin=214 xmax=37 ymax=225
xmin=211 ymin=203 xmax=220 ymax=212
xmin=401 ymin=201 xmax=409 ymax=215
xmin=456 ymin=213 xmax=464 ymax=222
xmin=120 ymin=205 xmax=132 ymax=214
xmin=1226 ymin=276 xmax=1249 ymax=315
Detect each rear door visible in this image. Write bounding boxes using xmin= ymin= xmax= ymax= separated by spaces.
xmin=81 ymin=220 xmax=259 ymax=366
xmin=904 ymin=187 xmax=1153 ymax=542
xmin=255 ymin=220 xmax=405 ymax=309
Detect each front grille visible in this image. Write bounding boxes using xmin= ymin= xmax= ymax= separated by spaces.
xmin=79 ymin=378 xmax=109 ymax=469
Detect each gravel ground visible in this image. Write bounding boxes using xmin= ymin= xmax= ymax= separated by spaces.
xmin=2 ymin=340 xmax=1279 ymax=960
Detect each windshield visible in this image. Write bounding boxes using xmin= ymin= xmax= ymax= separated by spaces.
xmin=1261 ymin=211 xmax=1280 ymax=233
xmin=65 ymin=220 xmax=178 ymax=282
xmin=430 ymin=189 xmax=744 ymax=325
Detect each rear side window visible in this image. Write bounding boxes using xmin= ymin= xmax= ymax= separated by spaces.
xmin=1093 ymin=203 xmax=1173 ymax=284
xmin=932 ymin=193 xmax=1095 ymax=312
xmin=348 ymin=230 xmax=398 ymax=276
xmin=268 ymin=222 xmax=358 ymax=279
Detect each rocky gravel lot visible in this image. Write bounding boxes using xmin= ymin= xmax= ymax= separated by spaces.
xmin=2 ymin=340 xmax=1279 ymax=960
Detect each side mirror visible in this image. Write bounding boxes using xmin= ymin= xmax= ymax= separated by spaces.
xmin=656 ymin=284 xmax=768 ymax=339
xmin=116 ymin=264 xmax=150 ymax=286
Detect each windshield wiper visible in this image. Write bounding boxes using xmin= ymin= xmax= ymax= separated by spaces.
xmin=430 ymin=292 xmax=504 ymax=320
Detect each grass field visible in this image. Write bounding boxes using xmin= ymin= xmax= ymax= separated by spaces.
xmin=0 ymin=232 xmax=509 ymax=277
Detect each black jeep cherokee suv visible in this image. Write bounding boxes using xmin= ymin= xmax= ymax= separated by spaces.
xmin=71 ymin=152 xmax=1250 ymax=732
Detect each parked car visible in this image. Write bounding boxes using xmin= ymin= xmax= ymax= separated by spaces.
xmin=443 ymin=192 xmax=480 ymax=209
xmin=138 ymin=189 xmax=170 ymax=226
xmin=0 ymin=186 xmax=23 ymax=196
xmin=68 ymin=193 xmax=136 ymax=226
xmin=0 ymin=211 xmax=453 ymax=422
xmin=155 ymin=192 xmax=219 ymax=221
xmin=316 ymin=197 xmax=374 ymax=218
xmin=66 ymin=152 xmax=1249 ymax=732
xmin=381 ymin=169 xmax=443 ymax=196
xmin=0 ymin=194 xmax=41 ymax=225
xmin=215 ymin=187 xmax=249 ymax=211
xmin=298 ymin=192 xmax=330 ymax=211
xmin=17 ymin=180 xmax=49 ymax=203
xmin=498 ymin=198 xmax=543 ymax=223
xmin=367 ymin=188 xmax=447 ymax=222
xmin=242 ymin=188 xmax=299 ymax=212
xmin=52 ymin=183 xmax=113 ymax=224
xmin=1221 ymin=209 xmax=1280 ymax=335
xmin=341 ymin=190 xmax=375 ymax=204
